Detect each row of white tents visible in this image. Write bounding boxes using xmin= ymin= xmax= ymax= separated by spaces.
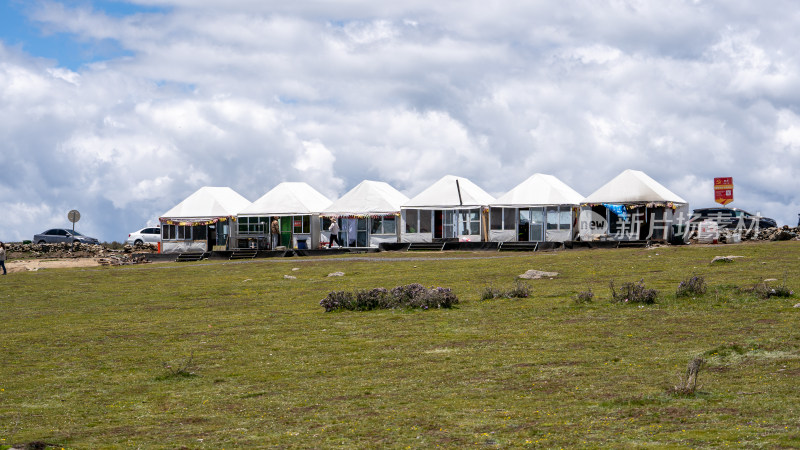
xmin=158 ymin=169 xmax=688 ymax=253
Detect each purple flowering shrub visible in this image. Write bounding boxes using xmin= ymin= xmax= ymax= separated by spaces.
xmin=321 ymin=284 xmax=459 ymax=312
xmin=609 ymin=279 xmax=658 ymax=304
xmin=481 ymin=281 xmax=531 ymax=300
xmin=676 ymin=275 xmax=707 ymax=298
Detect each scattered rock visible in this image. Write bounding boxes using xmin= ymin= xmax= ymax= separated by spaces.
xmin=794 ymin=303 xmax=800 ymax=308
xmin=327 ymin=272 xmax=345 ymax=277
xmin=292 ymin=267 xmax=300 ymax=271
xmin=518 ymin=269 xmax=559 ymax=280
xmin=283 ymin=275 xmax=296 ymax=280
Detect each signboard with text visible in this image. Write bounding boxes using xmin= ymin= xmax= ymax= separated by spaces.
xmin=714 ymin=177 xmax=733 ymax=205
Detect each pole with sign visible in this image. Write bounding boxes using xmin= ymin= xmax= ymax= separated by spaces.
xmin=714 ymin=177 xmax=733 ymax=206
xmin=68 ymin=209 xmax=81 ymax=251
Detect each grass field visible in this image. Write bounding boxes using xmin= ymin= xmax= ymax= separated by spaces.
xmin=1 ymin=242 xmax=799 ymax=448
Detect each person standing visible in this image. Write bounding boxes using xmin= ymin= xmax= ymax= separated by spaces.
xmin=328 ymin=219 xmax=340 ymax=248
xmin=0 ymin=242 xmax=6 ymax=275
xmin=270 ymin=218 xmax=280 ymax=249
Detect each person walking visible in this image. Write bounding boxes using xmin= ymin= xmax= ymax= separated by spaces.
xmin=328 ymin=219 xmax=340 ymax=248
xmin=0 ymin=242 xmax=7 ymax=275
xmin=270 ymin=218 xmax=280 ymax=249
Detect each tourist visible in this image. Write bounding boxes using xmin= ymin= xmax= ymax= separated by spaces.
xmin=0 ymin=242 xmax=6 ymax=275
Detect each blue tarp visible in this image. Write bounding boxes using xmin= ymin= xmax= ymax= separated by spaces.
xmin=603 ymin=204 xmax=628 ymax=222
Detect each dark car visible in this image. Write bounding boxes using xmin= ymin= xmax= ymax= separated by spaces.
xmin=33 ymin=228 xmax=100 ymax=245
xmin=687 ymin=207 xmax=777 ymax=234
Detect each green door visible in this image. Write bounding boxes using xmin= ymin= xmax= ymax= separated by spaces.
xmin=280 ymin=217 xmax=292 ymax=247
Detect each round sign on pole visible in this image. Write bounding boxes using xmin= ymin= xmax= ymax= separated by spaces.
xmin=68 ymin=210 xmax=81 ymax=223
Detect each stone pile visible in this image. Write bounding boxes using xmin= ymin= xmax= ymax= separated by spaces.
xmin=7 ymin=242 xmax=109 ymax=258
xmin=739 ymin=226 xmax=799 ymax=241
xmin=123 ymin=243 xmax=159 ymax=253
xmin=99 ymin=254 xmax=151 ymax=266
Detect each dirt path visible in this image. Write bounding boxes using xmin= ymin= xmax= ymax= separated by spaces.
xmin=4 ymin=258 xmax=103 ymax=273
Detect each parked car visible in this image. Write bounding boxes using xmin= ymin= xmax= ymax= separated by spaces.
xmin=685 ymin=207 xmax=777 ymax=238
xmin=126 ymin=227 xmax=161 ymax=246
xmin=34 ymin=228 xmax=100 ymax=245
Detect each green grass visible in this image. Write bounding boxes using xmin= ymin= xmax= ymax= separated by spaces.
xmin=1 ymin=242 xmax=800 ymax=448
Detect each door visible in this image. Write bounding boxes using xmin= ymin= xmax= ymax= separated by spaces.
xmin=531 ymin=208 xmax=544 ymax=241
xmin=518 ymin=209 xmax=531 ymax=242
xmin=280 ymin=217 xmax=292 ymax=247
xmin=208 ymin=225 xmax=217 ymax=249
xmin=434 ymin=210 xmax=443 ymax=239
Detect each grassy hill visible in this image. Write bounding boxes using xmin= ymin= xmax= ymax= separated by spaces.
xmin=1 ymin=242 xmax=799 ymax=448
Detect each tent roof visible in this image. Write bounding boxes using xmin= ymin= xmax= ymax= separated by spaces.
xmin=403 ymin=175 xmax=495 ymax=208
xmin=583 ymin=169 xmax=687 ymax=204
xmin=238 ymin=182 xmax=332 ymax=216
xmin=160 ymin=186 xmax=251 ymax=219
xmin=492 ymin=173 xmax=583 ymax=206
xmin=322 ymin=180 xmax=409 ymax=215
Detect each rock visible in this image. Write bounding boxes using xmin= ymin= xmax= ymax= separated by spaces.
xmin=327 ymin=272 xmax=345 ymax=277
xmin=292 ymin=267 xmax=300 ymax=271
xmin=772 ymin=230 xmax=796 ymax=241
xmin=518 ymin=269 xmax=559 ymax=280
xmin=794 ymin=303 xmax=800 ymax=308
xmin=711 ymin=255 xmax=744 ymax=263
xmin=283 ymin=275 xmax=297 ymax=280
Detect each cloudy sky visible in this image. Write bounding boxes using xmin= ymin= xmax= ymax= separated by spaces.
xmin=1 ymin=0 xmax=799 ymax=242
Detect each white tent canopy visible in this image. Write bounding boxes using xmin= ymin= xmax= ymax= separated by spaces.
xmin=403 ymin=174 xmax=495 ymax=208
xmin=583 ymin=169 xmax=687 ymax=204
xmin=493 ymin=173 xmax=583 ymax=206
xmin=323 ymin=180 xmax=409 ymax=216
xmin=239 ymin=182 xmax=332 ymax=216
xmin=160 ymin=186 xmax=251 ymax=220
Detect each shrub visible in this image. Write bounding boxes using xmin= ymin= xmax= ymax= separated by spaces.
xmin=670 ymin=357 xmax=705 ymax=396
xmin=507 ymin=281 xmax=532 ymax=299
xmin=321 ymin=284 xmax=459 ymax=311
xmin=480 ymin=281 xmax=531 ymax=300
xmin=740 ymin=279 xmax=795 ymax=299
xmin=481 ymin=286 xmax=505 ymax=300
xmin=575 ymin=289 xmax=594 ymax=303
xmin=320 ymin=291 xmax=355 ymax=312
xmin=610 ymin=279 xmax=658 ymax=304
xmin=676 ymin=275 xmax=707 ymax=298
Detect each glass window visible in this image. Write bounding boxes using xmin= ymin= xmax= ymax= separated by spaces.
xmin=490 ymin=207 xmax=503 ymax=230
xmin=372 ymin=217 xmax=384 ymax=234
xmin=469 ymin=210 xmax=480 ymax=235
xmin=162 ymin=225 xmax=175 ymax=240
xmin=546 ymin=207 xmax=559 ymax=230
xmin=292 ymin=216 xmax=310 ymax=234
xmin=560 ymin=210 xmax=571 ymax=230
xmin=177 ymin=225 xmax=191 ymax=240
xmin=503 ymin=208 xmax=516 ymax=231
xmin=383 ymin=216 xmax=396 ymax=234
xmin=405 ymin=210 xmax=418 ymax=233
xmin=193 ymin=225 xmax=207 ymax=240
xmin=420 ymin=210 xmax=432 ymax=233
xmin=321 ymin=216 xmax=333 ymax=231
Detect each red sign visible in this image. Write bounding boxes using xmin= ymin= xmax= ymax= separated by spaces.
xmin=294 ymin=220 xmax=302 ymax=227
xmin=714 ymin=177 xmax=733 ymax=205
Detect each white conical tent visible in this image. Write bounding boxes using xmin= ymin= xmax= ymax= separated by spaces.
xmin=403 ymin=175 xmax=495 ymax=208
xmin=323 ymin=180 xmax=409 ymax=216
xmin=239 ymin=182 xmax=332 ymax=216
xmin=583 ymin=169 xmax=687 ymax=204
xmin=160 ymin=186 xmax=251 ymax=220
xmin=493 ymin=173 xmax=583 ymax=206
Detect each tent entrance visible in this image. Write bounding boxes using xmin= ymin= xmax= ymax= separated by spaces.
xmin=434 ymin=210 xmax=443 ymax=239
xmin=280 ymin=217 xmax=292 ymax=247
xmin=208 ymin=225 xmax=217 ymax=249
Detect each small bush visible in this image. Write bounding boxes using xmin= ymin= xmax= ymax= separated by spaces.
xmin=480 ymin=281 xmax=531 ymax=300
xmin=575 ymin=289 xmax=594 ymax=303
xmin=669 ymin=357 xmax=705 ymax=396
xmin=676 ymin=275 xmax=707 ymax=298
xmin=741 ymin=280 xmax=795 ymax=299
xmin=610 ymin=279 xmax=658 ymax=304
xmin=320 ymin=291 xmax=355 ymax=312
xmin=321 ymin=284 xmax=459 ymax=311
xmin=158 ymin=352 xmax=198 ymax=380
xmin=481 ymin=286 xmax=505 ymax=300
